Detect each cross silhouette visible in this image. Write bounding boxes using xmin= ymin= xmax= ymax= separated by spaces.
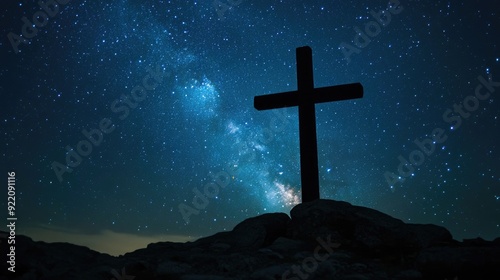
xmin=254 ymin=46 xmax=363 ymax=203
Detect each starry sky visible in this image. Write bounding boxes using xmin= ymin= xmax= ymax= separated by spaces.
xmin=1 ymin=0 xmax=499 ymax=256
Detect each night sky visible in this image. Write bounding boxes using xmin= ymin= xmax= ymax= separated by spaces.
xmin=1 ymin=0 xmax=499 ymax=256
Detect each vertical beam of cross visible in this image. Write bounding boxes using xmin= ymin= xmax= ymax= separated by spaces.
xmin=296 ymin=47 xmax=320 ymax=202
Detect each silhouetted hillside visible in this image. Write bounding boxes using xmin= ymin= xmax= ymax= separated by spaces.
xmin=2 ymin=199 xmax=500 ymax=279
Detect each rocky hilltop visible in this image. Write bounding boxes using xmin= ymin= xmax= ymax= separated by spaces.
xmin=1 ymin=199 xmax=500 ymax=279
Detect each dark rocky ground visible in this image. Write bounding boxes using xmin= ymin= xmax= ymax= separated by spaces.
xmin=1 ymin=199 xmax=499 ymax=279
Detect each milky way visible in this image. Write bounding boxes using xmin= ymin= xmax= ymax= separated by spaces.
xmin=1 ymin=0 xmax=499 ymax=255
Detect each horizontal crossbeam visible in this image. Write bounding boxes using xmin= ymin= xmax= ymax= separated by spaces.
xmin=254 ymin=83 xmax=363 ymax=111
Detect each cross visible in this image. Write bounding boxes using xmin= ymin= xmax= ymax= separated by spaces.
xmin=254 ymin=46 xmax=363 ymax=203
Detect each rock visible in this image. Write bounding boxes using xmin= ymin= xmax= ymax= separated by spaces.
xmin=210 ymin=243 xmax=231 ymax=252
xmin=350 ymin=262 xmax=368 ymax=272
xmin=250 ymin=264 xmax=290 ymax=279
xmin=393 ymin=269 xmax=423 ymax=279
xmin=342 ymin=274 xmax=371 ymax=280
xmin=232 ymin=212 xmax=290 ymax=248
xmin=0 ymin=199 xmax=498 ymax=279
xmin=289 ymin=200 xmax=405 ymax=248
xmin=0 ymin=233 xmax=116 ymax=280
xmin=462 ymin=237 xmax=499 ymax=247
xmin=257 ymin=248 xmax=284 ymax=259
xmin=124 ymin=260 xmax=156 ymax=278
xmin=193 ymin=212 xmax=290 ymax=250
xmin=156 ymin=260 xmax=192 ymax=275
xmin=403 ymin=223 xmax=453 ymax=249
xmin=180 ymin=275 xmax=236 ymax=280
xmin=416 ymin=246 xmax=500 ymax=278
xmin=309 ymin=259 xmax=345 ymax=279
xmin=288 ymin=199 xmax=452 ymax=252
xmin=267 ymin=237 xmax=310 ymax=254
xmin=494 ymin=237 xmax=500 ymax=245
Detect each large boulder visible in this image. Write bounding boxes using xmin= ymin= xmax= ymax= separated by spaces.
xmin=416 ymin=246 xmax=500 ymax=278
xmin=193 ymin=212 xmax=290 ymax=250
xmin=288 ymin=199 xmax=453 ymax=252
